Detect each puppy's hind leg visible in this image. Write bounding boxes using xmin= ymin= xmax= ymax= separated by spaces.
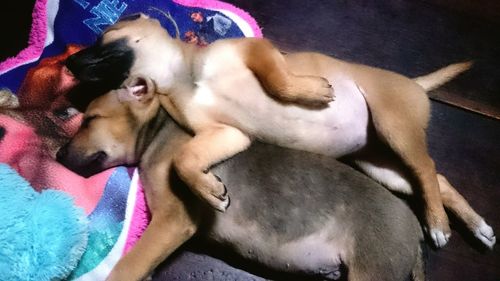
xmin=437 ymin=174 xmax=496 ymax=249
xmin=239 ymin=38 xmax=334 ymax=107
xmin=357 ymin=84 xmax=450 ymax=248
xmin=354 ymin=154 xmax=496 ymax=249
xmin=173 ymin=125 xmax=251 ymax=212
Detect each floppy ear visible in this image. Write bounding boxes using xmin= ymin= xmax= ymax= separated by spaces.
xmin=116 ymin=76 xmax=155 ymax=103
xmin=65 ymin=39 xmax=134 ymax=86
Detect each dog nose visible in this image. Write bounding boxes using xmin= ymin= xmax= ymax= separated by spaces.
xmin=90 ymin=151 xmax=108 ymax=164
xmin=56 ymin=144 xmax=69 ymax=162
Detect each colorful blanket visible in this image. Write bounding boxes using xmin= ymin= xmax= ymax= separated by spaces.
xmin=0 ymin=0 xmax=261 ymax=280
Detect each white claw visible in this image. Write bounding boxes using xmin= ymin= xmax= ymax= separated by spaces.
xmin=214 ymin=196 xmax=230 ymax=212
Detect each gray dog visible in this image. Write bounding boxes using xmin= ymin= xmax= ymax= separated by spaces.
xmin=57 ymin=78 xmax=424 ymax=281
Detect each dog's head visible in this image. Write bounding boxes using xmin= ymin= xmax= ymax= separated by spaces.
xmin=56 ymin=76 xmax=161 ymax=177
xmin=65 ymin=13 xmax=176 ymax=96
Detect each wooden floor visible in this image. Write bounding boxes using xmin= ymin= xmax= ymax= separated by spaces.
xmin=234 ymin=0 xmax=500 ymax=120
xmin=155 ymin=1 xmax=500 ymax=280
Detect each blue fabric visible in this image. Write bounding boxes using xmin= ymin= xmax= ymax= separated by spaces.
xmin=0 ymin=163 xmax=88 ymax=281
xmin=0 ymin=1 xmax=257 ymax=279
xmin=0 ymin=0 xmax=245 ymax=93
xmin=70 ymin=167 xmax=130 ymax=279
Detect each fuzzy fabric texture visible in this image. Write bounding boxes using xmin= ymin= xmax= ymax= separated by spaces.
xmin=0 ymin=1 xmax=260 ymax=279
xmin=0 ymin=163 xmax=88 ymax=281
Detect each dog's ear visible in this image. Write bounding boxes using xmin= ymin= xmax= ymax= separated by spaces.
xmin=117 ymin=76 xmax=155 ymax=103
xmin=65 ymin=39 xmax=134 ymax=87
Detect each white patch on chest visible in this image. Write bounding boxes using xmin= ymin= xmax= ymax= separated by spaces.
xmin=187 ymin=45 xmax=371 ymax=157
xmin=206 ymin=74 xmax=370 ymax=157
xmin=193 ymin=82 xmax=216 ymax=106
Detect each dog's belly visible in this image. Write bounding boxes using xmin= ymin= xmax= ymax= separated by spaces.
xmin=191 ymin=70 xmax=370 ymax=157
xmin=207 ymin=213 xmax=345 ymax=277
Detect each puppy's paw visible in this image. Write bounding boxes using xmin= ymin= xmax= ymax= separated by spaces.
xmin=198 ymin=172 xmax=230 ymax=212
xmin=428 ymin=228 xmax=451 ymax=248
xmin=424 ymin=210 xmax=451 ymax=248
xmin=287 ymin=75 xmax=334 ymax=107
xmin=319 ymin=266 xmax=342 ymax=280
xmin=303 ymin=76 xmax=335 ymax=104
xmin=474 ymin=219 xmax=496 ymax=249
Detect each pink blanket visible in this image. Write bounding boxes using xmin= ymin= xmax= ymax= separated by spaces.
xmin=0 ymin=0 xmax=261 ymax=279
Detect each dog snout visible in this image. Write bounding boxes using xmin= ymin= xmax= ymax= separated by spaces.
xmin=56 ymin=143 xmax=108 ymax=178
xmin=89 ymin=150 xmax=108 ymax=165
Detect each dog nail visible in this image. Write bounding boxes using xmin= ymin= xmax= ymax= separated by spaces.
xmin=214 ymin=174 xmax=222 ymax=182
xmin=222 ymin=184 xmax=227 ymax=197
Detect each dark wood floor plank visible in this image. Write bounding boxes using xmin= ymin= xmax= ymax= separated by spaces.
xmin=228 ymin=0 xmax=500 ymax=119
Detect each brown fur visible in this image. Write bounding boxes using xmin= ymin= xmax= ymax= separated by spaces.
xmin=241 ymin=38 xmax=334 ymax=106
xmin=64 ymin=14 xmax=495 ymax=250
xmin=58 ymin=84 xmax=425 ymax=281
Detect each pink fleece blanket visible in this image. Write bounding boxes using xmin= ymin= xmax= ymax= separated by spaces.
xmin=0 ymin=0 xmax=261 ymax=279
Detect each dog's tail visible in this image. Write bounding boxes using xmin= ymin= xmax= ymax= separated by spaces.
xmin=413 ymin=61 xmax=472 ymax=92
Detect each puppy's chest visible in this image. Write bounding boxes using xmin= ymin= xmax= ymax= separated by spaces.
xmin=178 ymin=59 xmax=370 ymax=157
xmin=179 ymin=60 xmax=261 ymax=129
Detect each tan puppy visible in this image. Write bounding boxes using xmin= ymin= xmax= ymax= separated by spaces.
xmin=57 ymin=79 xmax=425 ymax=281
xmin=65 ymin=14 xmax=495 ymax=249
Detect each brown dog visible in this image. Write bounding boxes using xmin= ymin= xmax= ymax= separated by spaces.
xmin=65 ymin=14 xmax=495 ymax=249
xmin=57 ymin=79 xmax=425 ymax=281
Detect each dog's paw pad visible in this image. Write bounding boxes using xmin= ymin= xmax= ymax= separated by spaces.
xmin=474 ymin=219 xmax=496 ymax=249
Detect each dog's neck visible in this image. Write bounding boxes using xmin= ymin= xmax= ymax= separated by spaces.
xmin=134 ymin=106 xmax=170 ymax=158
xmin=153 ymin=38 xmax=200 ymax=94
xmin=134 ymin=105 xmax=190 ymax=161
xmin=136 ymin=108 xmax=193 ymax=175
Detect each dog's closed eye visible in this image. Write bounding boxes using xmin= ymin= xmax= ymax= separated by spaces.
xmin=118 ymin=13 xmax=142 ymax=22
xmin=53 ymin=107 xmax=79 ymax=121
xmin=81 ymin=115 xmax=99 ymax=128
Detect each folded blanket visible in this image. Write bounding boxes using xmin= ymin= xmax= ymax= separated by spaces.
xmin=0 ymin=0 xmax=261 ymax=280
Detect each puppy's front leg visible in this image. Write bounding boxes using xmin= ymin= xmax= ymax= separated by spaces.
xmin=108 ymin=216 xmax=196 ymax=281
xmin=173 ymin=125 xmax=251 ymax=211
xmin=239 ymin=38 xmax=334 ymax=107
xmin=108 ymin=159 xmax=199 ymax=281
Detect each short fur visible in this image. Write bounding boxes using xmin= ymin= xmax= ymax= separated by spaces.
xmin=65 ymin=14 xmax=495 ymax=249
xmin=57 ymin=84 xmax=425 ymax=281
